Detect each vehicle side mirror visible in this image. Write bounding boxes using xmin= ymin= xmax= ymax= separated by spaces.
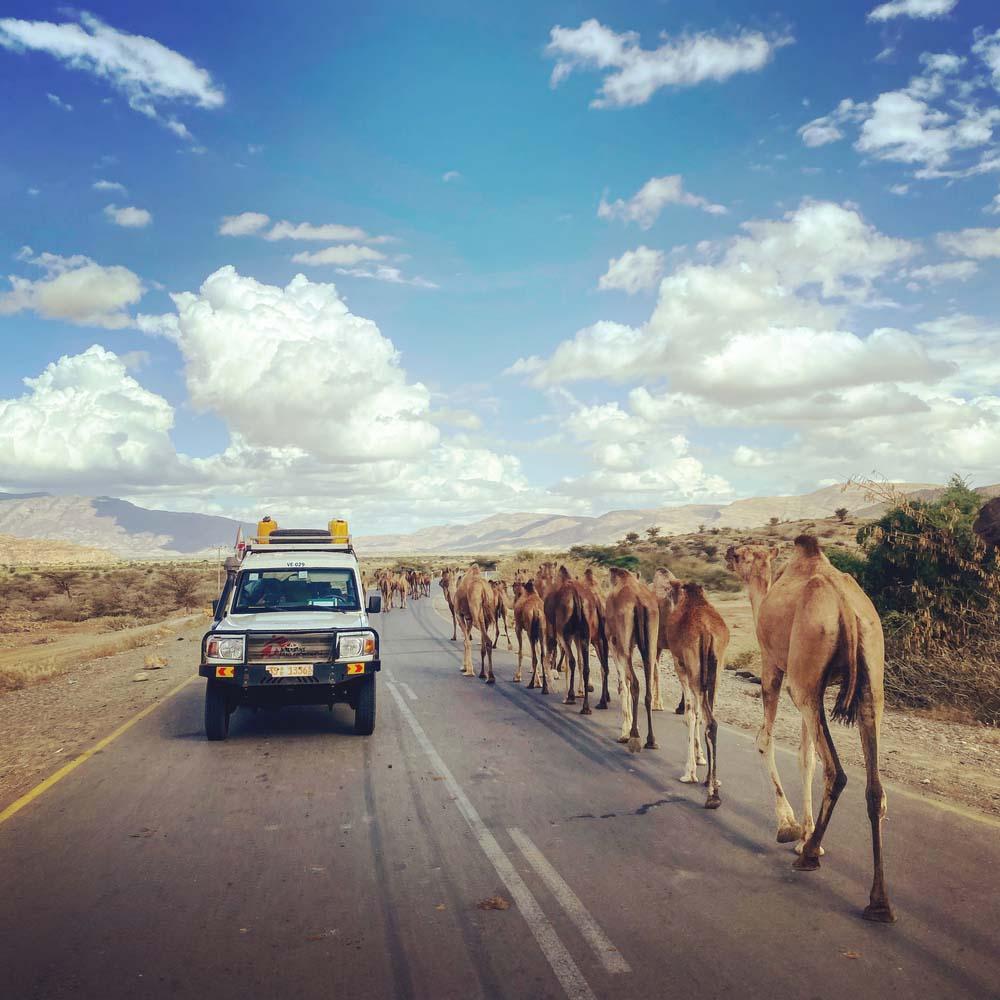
xmin=367 ymin=593 xmax=382 ymax=614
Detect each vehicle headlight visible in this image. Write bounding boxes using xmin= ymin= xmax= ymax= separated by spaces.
xmin=206 ymin=636 xmax=245 ymax=662
xmin=337 ymin=632 xmax=376 ymax=660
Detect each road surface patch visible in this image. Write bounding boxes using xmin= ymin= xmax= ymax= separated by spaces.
xmin=0 ymin=673 xmax=198 ymax=827
xmin=509 ymin=827 xmax=631 ymax=975
xmin=385 ymin=679 xmax=600 ymax=1000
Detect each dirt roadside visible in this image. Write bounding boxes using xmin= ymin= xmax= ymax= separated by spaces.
xmin=432 ymin=588 xmax=1000 ymax=821
xmin=0 ymin=617 xmax=209 ymax=813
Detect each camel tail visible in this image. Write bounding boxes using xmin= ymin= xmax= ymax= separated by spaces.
xmin=699 ymin=633 xmax=719 ymax=710
xmin=633 ymin=604 xmax=650 ymax=664
xmin=567 ymin=589 xmax=589 ymax=643
xmin=831 ymin=612 xmax=864 ymax=726
xmin=530 ymin=611 xmax=542 ymax=647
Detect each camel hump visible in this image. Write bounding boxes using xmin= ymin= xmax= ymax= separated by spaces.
xmin=682 ymin=582 xmax=705 ymax=600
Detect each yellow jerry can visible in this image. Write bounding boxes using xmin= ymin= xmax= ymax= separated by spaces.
xmin=328 ymin=519 xmax=349 ymax=543
xmin=258 ymin=517 xmax=278 ymax=543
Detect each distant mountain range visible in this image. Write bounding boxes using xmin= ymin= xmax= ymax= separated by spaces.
xmin=1 ymin=482 xmax=997 ymax=561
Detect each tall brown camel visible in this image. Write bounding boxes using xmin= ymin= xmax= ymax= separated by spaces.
xmin=545 ymin=566 xmax=609 ymax=714
xmin=439 ymin=568 xmax=459 ymax=641
xmin=512 ymin=580 xmax=547 ymax=689
xmin=604 ymin=567 xmax=659 ymax=753
xmin=490 ymin=580 xmax=513 ymax=650
xmin=653 ymin=567 xmax=687 ymax=719
xmin=726 ymin=535 xmax=895 ymax=923
xmin=455 ymin=566 xmax=496 ymax=684
xmin=663 ymin=581 xmax=729 ymax=808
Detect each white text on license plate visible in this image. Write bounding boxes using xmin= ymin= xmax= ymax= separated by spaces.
xmin=266 ymin=664 xmax=313 ymax=678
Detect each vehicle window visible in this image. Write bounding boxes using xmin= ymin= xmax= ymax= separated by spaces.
xmin=232 ymin=568 xmax=360 ymax=613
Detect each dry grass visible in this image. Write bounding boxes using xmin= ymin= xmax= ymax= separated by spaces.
xmin=0 ymin=612 xmax=205 ymax=691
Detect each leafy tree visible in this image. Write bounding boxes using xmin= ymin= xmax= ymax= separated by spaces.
xmin=834 ymin=507 xmax=849 ymax=523
xmin=40 ymin=571 xmax=80 ymax=599
xmin=646 ymin=526 xmax=661 ymax=540
xmin=624 ymin=531 xmax=640 ymax=545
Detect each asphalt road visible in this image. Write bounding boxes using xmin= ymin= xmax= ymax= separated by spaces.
xmin=2 ymin=594 xmax=998 ymax=1000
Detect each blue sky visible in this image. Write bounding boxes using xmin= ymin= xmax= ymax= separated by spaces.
xmin=0 ymin=0 xmax=998 ymax=533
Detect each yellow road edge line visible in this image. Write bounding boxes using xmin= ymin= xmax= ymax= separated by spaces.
xmin=0 ymin=673 xmax=199 ymax=827
xmin=425 ymin=588 xmax=1000 ymax=830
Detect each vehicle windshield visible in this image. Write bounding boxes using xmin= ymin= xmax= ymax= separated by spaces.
xmin=231 ymin=568 xmax=360 ymax=613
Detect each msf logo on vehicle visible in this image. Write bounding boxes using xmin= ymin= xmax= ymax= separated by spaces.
xmin=261 ymin=636 xmax=307 ymax=658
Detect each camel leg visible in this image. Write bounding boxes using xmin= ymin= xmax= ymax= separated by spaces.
xmin=642 ymin=649 xmax=657 ymax=750
xmin=701 ymin=691 xmax=721 ymax=809
xmin=651 ymin=653 xmax=664 ymax=711
xmin=538 ymin=635 xmax=549 ymax=695
xmin=674 ymin=694 xmax=685 ymax=715
xmin=483 ymin=627 xmax=495 ymax=685
xmin=794 ymin=718 xmax=823 ymax=856
xmin=679 ymin=678 xmax=700 ymax=782
xmin=478 ymin=623 xmax=488 ymax=680
xmin=757 ymin=664 xmax=801 ymax=843
xmin=579 ymin=637 xmax=592 ymax=716
xmin=503 ymin=614 xmax=512 ymax=651
xmin=514 ymin=626 xmax=524 ymax=684
xmin=596 ymin=633 xmax=610 ymax=710
xmin=793 ymin=700 xmax=846 ymax=872
xmin=562 ymin=636 xmax=576 ymax=705
xmin=858 ymin=683 xmax=895 ymax=922
xmin=695 ymin=710 xmax=708 ymax=766
xmin=460 ymin=617 xmax=474 ymax=676
xmin=450 ymin=605 xmax=457 ymax=641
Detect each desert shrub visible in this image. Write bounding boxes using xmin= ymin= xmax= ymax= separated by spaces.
xmin=826 ymin=548 xmax=868 ymax=581
xmin=35 ymin=595 xmax=85 ymax=622
xmin=728 ymin=649 xmax=758 ymax=671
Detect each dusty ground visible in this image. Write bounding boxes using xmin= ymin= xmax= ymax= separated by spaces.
xmin=0 ymin=617 xmax=208 ymax=812
xmin=433 ymin=586 xmax=1000 ymax=820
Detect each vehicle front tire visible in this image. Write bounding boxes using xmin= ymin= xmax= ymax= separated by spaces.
xmin=354 ymin=675 xmax=376 ymax=735
xmin=205 ymin=681 xmax=230 ymax=741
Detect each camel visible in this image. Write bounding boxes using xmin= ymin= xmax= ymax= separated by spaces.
xmin=974 ymin=496 xmax=1000 ymax=549
xmin=490 ymin=580 xmax=513 ymax=650
xmin=378 ymin=571 xmax=393 ymax=613
xmin=653 ymin=567 xmax=686 ymax=718
xmin=726 ymin=535 xmax=895 ymax=923
xmin=545 ymin=566 xmax=610 ymax=714
xmin=662 ymin=580 xmax=729 ymax=808
xmin=512 ymin=580 xmax=547 ymax=689
xmin=393 ymin=572 xmax=407 ymax=609
xmin=440 ymin=568 xmax=459 ymax=640
xmin=455 ymin=566 xmax=496 ymax=683
xmin=604 ymin=567 xmax=659 ymax=753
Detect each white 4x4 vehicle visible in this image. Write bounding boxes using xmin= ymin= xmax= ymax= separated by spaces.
xmin=199 ymin=526 xmax=381 ymax=740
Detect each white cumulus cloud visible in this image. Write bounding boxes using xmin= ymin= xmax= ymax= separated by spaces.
xmin=264 ymin=220 xmax=370 ymax=242
xmin=46 ymin=92 xmax=72 ymax=111
xmin=598 ymin=246 xmax=664 ymax=293
xmin=0 ymin=248 xmax=143 ymax=329
xmin=546 ymin=18 xmax=790 ymax=108
xmin=218 ymin=212 xmax=270 ymax=236
xmin=598 ymin=175 xmax=725 ymax=229
xmin=335 ymin=265 xmax=438 ymax=289
xmin=290 ymin=245 xmax=386 ymax=267
xmin=104 ymin=204 xmax=152 ymax=228
xmin=93 ymin=179 xmax=126 ymax=193
xmin=137 ymin=266 xmax=440 ymax=463
xmin=0 ymin=345 xmax=181 ymax=488
xmin=937 ymin=226 xmax=1000 ymax=257
xmin=867 ymin=0 xmax=958 ymax=22
xmin=0 ymin=12 xmax=222 ymax=138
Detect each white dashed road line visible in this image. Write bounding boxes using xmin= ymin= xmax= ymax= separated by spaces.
xmin=509 ymin=827 xmax=631 ymax=975
xmin=384 ymin=680 xmax=598 ymax=1000
xmin=400 ymin=682 xmax=418 ymax=701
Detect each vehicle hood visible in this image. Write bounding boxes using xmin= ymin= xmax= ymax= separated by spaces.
xmin=215 ymin=611 xmax=368 ymax=632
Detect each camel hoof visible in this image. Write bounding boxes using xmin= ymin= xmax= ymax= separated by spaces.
xmin=512 ymin=677 xmax=521 ymax=684
xmin=586 ymin=684 xmax=594 ymax=692
xmin=792 ymin=854 xmax=821 ymax=872
xmin=627 ymin=737 xmax=642 ymax=754
xmin=486 ymin=677 xmax=496 ymax=686
xmin=580 ymin=706 xmax=592 ymax=716
xmin=776 ymin=824 xmax=803 ymax=844
xmin=679 ymin=774 xmax=698 ymax=783
xmin=705 ymin=794 xmax=722 ymax=810
xmin=674 ymin=705 xmax=685 ymax=716
xmin=794 ymin=842 xmax=824 ymax=857
xmin=862 ymin=903 xmax=897 ymax=924
xmin=652 ymin=706 xmax=664 ymax=712
xmin=696 ymin=756 xmax=707 ymax=767
xmin=644 ymin=739 xmax=658 ymax=750
xmin=564 ymin=696 xmax=576 ymax=705
xmin=596 ymin=700 xmax=608 ymax=710
xmin=617 ymin=736 xmax=630 ymax=744
xmin=526 ymin=681 xmax=535 ymax=689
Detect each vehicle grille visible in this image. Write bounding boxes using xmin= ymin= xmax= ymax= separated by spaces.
xmin=246 ymin=632 xmax=334 ymax=664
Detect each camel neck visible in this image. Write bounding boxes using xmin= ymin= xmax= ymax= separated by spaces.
xmin=746 ymin=575 xmax=770 ymax=623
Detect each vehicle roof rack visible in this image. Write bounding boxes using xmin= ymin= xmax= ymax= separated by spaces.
xmin=242 ymin=532 xmax=355 ymax=555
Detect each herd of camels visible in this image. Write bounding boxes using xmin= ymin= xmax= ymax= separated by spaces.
xmin=424 ymin=533 xmax=895 ymax=924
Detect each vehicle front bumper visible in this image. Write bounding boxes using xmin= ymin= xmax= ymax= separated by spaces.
xmin=198 ymin=660 xmax=380 ymax=686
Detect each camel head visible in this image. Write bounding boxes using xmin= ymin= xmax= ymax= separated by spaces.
xmin=512 ymin=580 xmax=525 ymax=599
xmin=652 ymin=566 xmax=677 ymax=599
xmin=558 ymin=565 xmax=572 ymax=582
xmin=725 ymin=543 xmax=779 ymax=586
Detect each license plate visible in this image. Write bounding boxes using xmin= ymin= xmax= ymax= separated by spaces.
xmin=265 ymin=664 xmax=313 ymax=678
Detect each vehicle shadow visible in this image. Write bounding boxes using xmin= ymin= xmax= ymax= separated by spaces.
xmin=169 ymin=703 xmax=359 ymax=740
